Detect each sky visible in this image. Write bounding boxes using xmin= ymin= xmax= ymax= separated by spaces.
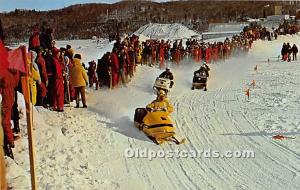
xmin=0 ymin=0 xmax=168 ymax=12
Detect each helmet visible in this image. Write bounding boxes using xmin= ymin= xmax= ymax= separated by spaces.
xmin=166 ymin=67 xmax=170 ymax=71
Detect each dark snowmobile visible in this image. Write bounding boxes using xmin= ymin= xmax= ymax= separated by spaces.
xmin=192 ymin=66 xmax=209 ymax=91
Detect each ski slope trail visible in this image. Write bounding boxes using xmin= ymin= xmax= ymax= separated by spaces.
xmin=171 ymin=63 xmax=300 ymax=189
xmin=8 ymin=36 xmax=300 ymax=189
xmin=84 ymin=42 xmax=300 ymax=189
xmin=85 ymin=37 xmax=300 ymax=190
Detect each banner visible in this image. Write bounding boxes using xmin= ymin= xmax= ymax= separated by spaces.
xmin=0 ymin=40 xmax=9 ymax=78
xmin=8 ymin=47 xmax=26 ymax=73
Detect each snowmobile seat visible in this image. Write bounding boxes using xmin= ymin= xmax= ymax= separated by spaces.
xmin=134 ymin=108 xmax=147 ymax=123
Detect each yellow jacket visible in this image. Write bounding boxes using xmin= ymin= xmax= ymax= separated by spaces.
xmin=146 ymin=98 xmax=174 ymax=113
xmin=70 ymin=58 xmax=88 ymax=87
xmin=29 ymin=58 xmax=41 ymax=105
xmin=137 ymin=47 xmax=142 ymax=63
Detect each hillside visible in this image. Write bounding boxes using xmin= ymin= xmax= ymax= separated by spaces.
xmin=1 ymin=0 xmax=300 ymax=42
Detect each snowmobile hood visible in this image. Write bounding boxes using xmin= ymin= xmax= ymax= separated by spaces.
xmin=143 ymin=111 xmax=173 ymax=127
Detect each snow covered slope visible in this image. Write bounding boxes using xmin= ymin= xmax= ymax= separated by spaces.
xmin=56 ymin=39 xmax=113 ymax=63
xmin=134 ymin=23 xmax=200 ymax=40
xmin=208 ymin=22 xmax=249 ymax=33
xmin=6 ymin=35 xmax=300 ymax=190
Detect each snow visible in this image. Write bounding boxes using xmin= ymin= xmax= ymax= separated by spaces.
xmin=55 ymin=39 xmax=114 ymax=63
xmin=134 ymin=23 xmax=200 ymax=40
xmin=4 ymin=34 xmax=300 ymax=189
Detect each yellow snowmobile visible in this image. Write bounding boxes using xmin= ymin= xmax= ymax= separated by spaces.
xmin=134 ymin=107 xmax=185 ymax=145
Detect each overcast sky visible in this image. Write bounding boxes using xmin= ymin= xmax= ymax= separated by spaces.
xmin=0 ymin=0 xmax=169 ymax=12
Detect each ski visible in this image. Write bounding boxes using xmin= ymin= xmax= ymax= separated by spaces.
xmin=166 ymin=136 xmax=186 ymax=145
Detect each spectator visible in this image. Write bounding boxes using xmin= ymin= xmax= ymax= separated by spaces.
xmin=292 ymin=44 xmax=298 ymax=61
xmin=28 ymin=24 xmax=40 ymax=52
xmin=87 ymin=60 xmax=99 ymax=90
xmin=36 ymin=48 xmax=48 ymax=107
xmin=111 ymin=48 xmax=120 ymax=88
xmin=52 ymin=49 xmax=64 ymax=112
xmin=70 ymin=54 xmax=88 ymax=108
xmin=65 ymin=44 xmax=74 ymax=59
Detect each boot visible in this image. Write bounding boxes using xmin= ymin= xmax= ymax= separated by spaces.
xmin=13 ymin=120 xmax=20 ymax=134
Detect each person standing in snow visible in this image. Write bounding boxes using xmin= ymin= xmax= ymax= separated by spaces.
xmin=65 ymin=44 xmax=74 ymax=59
xmin=287 ymin=42 xmax=292 ymax=62
xmin=52 ymin=49 xmax=64 ymax=112
xmin=128 ymin=46 xmax=135 ymax=78
xmin=110 ymin=48 xmax=119 ymax=88
xmin=87 ymin=60 xmax=99 ymax=90
xmin=28 ymin=24 xmax=40 ymax=52
xmin=70 ymin=54 xmax=88 ymax=108
xmin=0 ymin=52 xmax=20 ymax=157
xmin=292 ymin=44 xmax=298 ymax=61
xmin=159 ymin=42 xmax=165 ymax=69
xmin=118 ymin=48 xmax=128 ymax=86
xmin=281 ymin=43 xmax=288 ymax=61
xmin=36 ymin=48 xmax=48 ymax=107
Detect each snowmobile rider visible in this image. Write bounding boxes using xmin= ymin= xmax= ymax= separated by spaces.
xmin=146 ymin=90 xmax=174 ymax=113
xmin=193 ymin=64 xmax=210 ymax=91
xmin=198 ymin=63 xmax=210 ymax=78
xmin=202 ymin=62 xmax=210 ymax=75
xmin=159 ymin=67 xmax=174 ymax=88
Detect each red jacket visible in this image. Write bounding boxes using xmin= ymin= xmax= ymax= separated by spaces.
xmin=37 ymin=55 xmax=48 ymax=83
xmin=29 ymin=34 xmax=40 ymax=50
xmin=159 ymin=47 xmax=164 ymax=59
xmin=53 ymin=58 xmax=63 ymax=80
xmin=110 ymin=52 xmax=119 ymax=73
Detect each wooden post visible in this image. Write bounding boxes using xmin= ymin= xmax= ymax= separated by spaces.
xmin=21 ymin=46 xmax=37 ymax=190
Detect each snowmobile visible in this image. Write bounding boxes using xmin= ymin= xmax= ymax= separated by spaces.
xmin=134 ymin=107 xmax=185 ymax=145
xmin=191 ymin=69 xmax=208 ymax=91
xmin=153 ymin=77 xmax=172 ymax=94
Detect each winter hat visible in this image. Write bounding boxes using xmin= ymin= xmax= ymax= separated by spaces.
xmin=74 ymin=54 xmax=81 ymax=60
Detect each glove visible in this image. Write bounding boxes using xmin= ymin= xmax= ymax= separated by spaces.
xmin=146 ymin=107 xmax=153 ymax=112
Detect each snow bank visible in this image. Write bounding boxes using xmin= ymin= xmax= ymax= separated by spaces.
xmin=134 ymin=23 xmax=200 ymax=40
